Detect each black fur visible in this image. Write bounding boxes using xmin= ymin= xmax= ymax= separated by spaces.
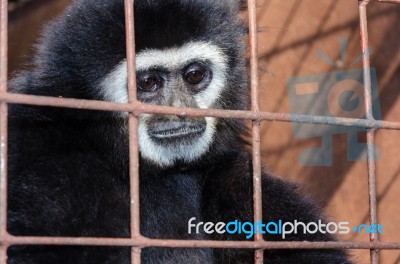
xmin=7 ymin=0 xmax=351 ymax=263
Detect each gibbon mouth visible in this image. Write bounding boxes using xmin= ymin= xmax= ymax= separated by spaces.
xmin=148 ymin=121 xmax=206 ymax=141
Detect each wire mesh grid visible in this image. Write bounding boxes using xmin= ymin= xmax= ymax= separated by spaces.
xmin=0 ymin=0 xmax=399 ymax=263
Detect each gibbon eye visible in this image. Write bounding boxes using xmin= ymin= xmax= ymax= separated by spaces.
xmin=138 ymin=75 xmax=161 ymax=91
xmin=184 ymin=64 xmax=206 ymax=85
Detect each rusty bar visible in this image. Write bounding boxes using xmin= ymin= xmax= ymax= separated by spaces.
xmin=0 ymin=246 xmax=6 ymax=264
xmin=125 ymin=0 xmax=138 ymax=103
xmin=127 ymin=114 xmax=140 ymax=236
xmin=368 ymin=129 xmax=379 ymax=264
xmin=247 ymin=0 xmax=264 ymax=262
xmin=0 ymin=1 xmax=6 ymax=92
xmin=124 ymin=0 xmax=142 ymax=264
xmin=2 ymin=92 xmax=400 ymax=130
xmin=0 ymin=103 xmax=7 ymax=239
xmin=131 ymin=248 xmax=141 ymax=264
xmin=125 ymin=0 xmax=140 ymax=236
xmin=359 ymin=1 xmax=379 ymax=263
xmin=0 ymin=92 xmax=133 ymax=112
xmin=2 ymin=235 xmax=400 ymax=250
xmin=359 ymin=0 xmax=374 ymax=121
xmin=377 ymin=0 xmax=400 ymax=3
xmin=0 ymin=0 xmax=8 ymax=243
xmin=128 ymin=112 xmax=141 ymax=262
xmin=0 ymin=0 xmax=8 ymax=263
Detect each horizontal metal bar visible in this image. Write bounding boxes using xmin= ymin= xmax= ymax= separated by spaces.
xmin=1 ymin=235 xmax=400 ymax=250
xmin=1 ymin=92 xmax=399 ymax=130
xmin=377 ymin=0 xmax=400 ymax=4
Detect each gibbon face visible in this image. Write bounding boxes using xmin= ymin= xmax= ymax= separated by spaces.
xmin=100 ymin=41 xmax=229 ymax=166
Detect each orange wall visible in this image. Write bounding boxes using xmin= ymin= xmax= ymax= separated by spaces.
xmin=256 ymin=1 xmax=400 ymax=263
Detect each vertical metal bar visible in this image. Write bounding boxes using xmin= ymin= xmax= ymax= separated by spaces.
xmin=124 ymin=0 xmax=141 ymax=263
xmin=247 ymin=0 xmax=264 ymax=263
xmin=0 ymin=247 xmax=6 ymax=264
xmin=367 ymin=130 xmax=379 ymax=263
xmin=131 ymin=248 xmax=141 ymax=264
xmin=359 ymin=0 xmax=374 ymax=121
xmin=129 ymin=112 xmax=141 ymax=264
xmin=0 ymin=102 xmax=7 ymax=264
xmin=359 ymin=1 xmax=379 ymax=263
xmin=0 ymin=0 xmax=8 ymax=234
xmin=125 ymin=0 xmax=137 ymax=102
xmin=0 ymin=0 xmax=8 ymax=263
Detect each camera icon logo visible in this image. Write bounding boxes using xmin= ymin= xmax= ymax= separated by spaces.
xmin=286 ymin=39 xmax=381 ymax=166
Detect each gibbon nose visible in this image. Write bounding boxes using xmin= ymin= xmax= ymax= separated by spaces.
xmin=166 ymin=88 xmax=198 ymax=108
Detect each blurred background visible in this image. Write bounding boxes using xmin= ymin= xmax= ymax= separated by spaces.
xmin=7 ymin=0 xmax=400 ymax=263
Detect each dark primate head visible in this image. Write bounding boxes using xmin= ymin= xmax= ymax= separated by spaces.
xmin=28 ymin=0 xmax=248 ymax=167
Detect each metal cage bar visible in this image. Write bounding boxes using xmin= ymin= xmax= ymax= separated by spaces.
xmin=378 ymin=0 xmax=400 ymax=3
xmin=0 ymin=0 xmax=399 ymax=264
xmin=247 ymin=0 xmax=264 ymax=263
xmin=359 ymin=2 xmax=379 ymax=264
xmin=124 ymin=0 xmax=142 ymax=263
xmin=1 ymin=92 xmax=400 ymax=129
xmin=2 ymin=235 xmax=400 ymax=249
xmin=0 ymin=0 xmax=7 ymax=262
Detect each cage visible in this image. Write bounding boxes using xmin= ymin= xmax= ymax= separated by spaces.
xmin=1 ymin=0 xmax=400 ymax=263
